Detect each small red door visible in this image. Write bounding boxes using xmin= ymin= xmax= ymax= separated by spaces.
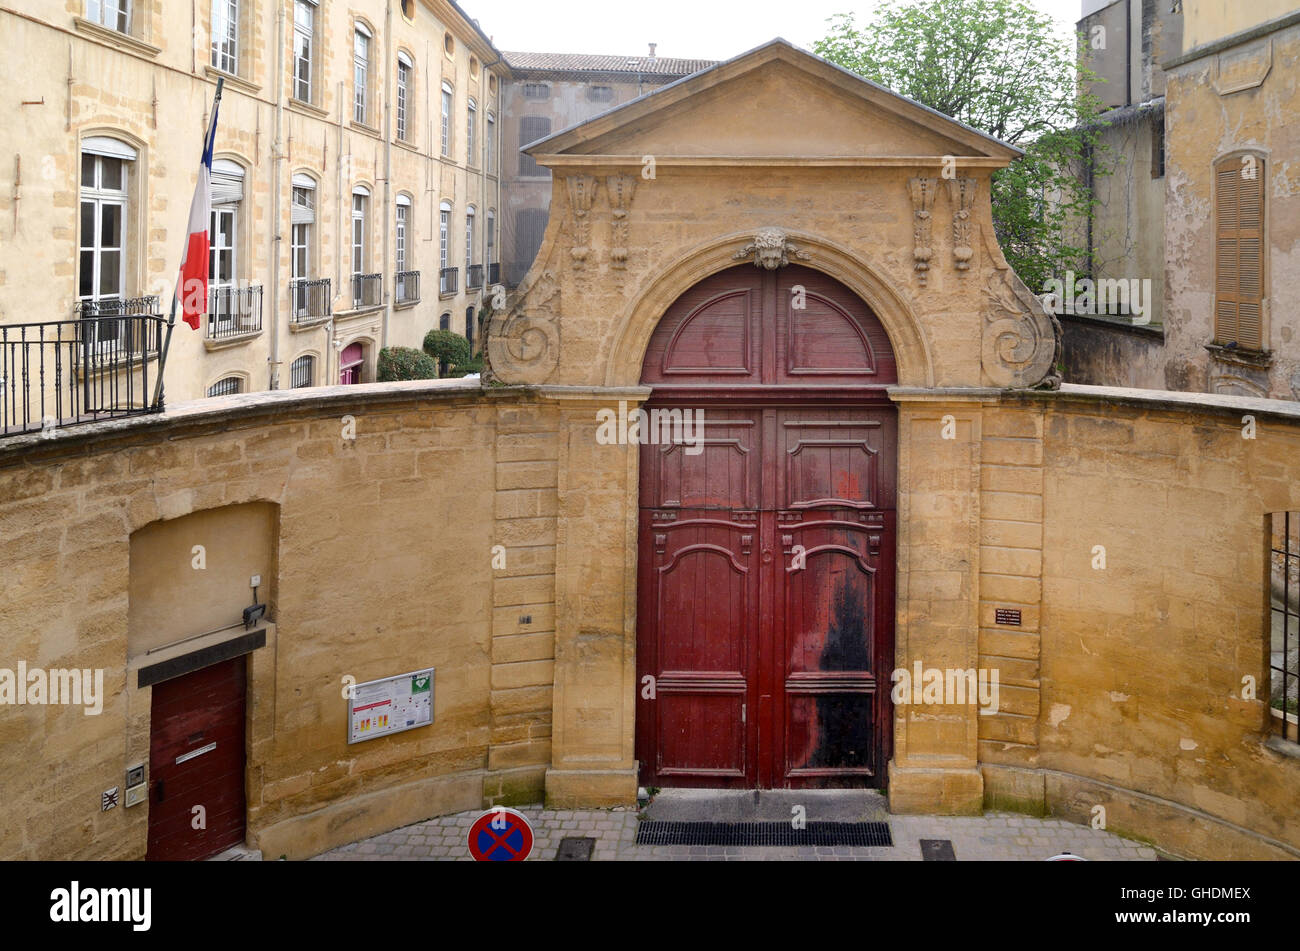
xmin=146 ymin=656 xmax=247 ymax=860
xmin=339 ymin=343 xmax=364 ymax=384
xmin=637 ymin=265 xmax=897 ymax=789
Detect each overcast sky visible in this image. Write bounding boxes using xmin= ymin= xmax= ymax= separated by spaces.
xmin=460 ymin=0 xmax=1085 ymax=61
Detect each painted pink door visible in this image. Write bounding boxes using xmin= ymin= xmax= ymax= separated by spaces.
xmin=339 ymin=343 xmax=363 ymax=385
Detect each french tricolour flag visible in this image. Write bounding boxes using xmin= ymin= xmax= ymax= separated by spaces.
xmin=178 ymin=86 xmax=223 ymax=330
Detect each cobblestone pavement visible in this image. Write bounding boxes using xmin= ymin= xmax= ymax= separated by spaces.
xmin=313 ymin=807 xmax=1162 ymax=861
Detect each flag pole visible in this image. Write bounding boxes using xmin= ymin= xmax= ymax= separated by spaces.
xmin=152 ymin=76 xmax=224 ymax=412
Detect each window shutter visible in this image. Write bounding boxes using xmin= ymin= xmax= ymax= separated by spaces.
xmin=519 ymin=116 xmax=551 ymax=176
xmin=1215 ymin=157 xmax=1264 ymax=349
xmin=291 ymin=182 xmax=315 ymax=225
xmin=210 ymin=160 xmax=244 ymax=204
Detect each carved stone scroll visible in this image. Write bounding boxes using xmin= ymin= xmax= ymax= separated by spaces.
xmin=485 ymin=270 xmax=561 ymax=384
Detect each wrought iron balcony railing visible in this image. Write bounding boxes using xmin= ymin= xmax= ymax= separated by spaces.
xmin=352 ymin=272 xmax=382 ymax=309
xmin=289 ymin=278 xmax=332 ymax=324
xmin=488 ymin=262 xmax=500 ymax=286
xmin=439 ymin=267 xmax=458 ymax=296
xmin=206 ymin=285 xmax=263 ymax=340
xmin=1 ymin=296 xmax=166 ymax=436
xmin=466 ymin=264 xmax=483 ymax=289
xmin=395 ymin=270 xmax=421 ymax=305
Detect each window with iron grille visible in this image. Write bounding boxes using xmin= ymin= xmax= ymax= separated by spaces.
xmin=290 ymin=354 xmax=314 ymax=388
xmin=396 ymin=202 xmax=409 ymax=273
xmin=519 ymin=116 xmax=551 ymax=177
xmin=465 ymin=207 xmax=475 ymax=269
xmin=211 ymin=0 xmax=239 ymax=74
xmin=351 ymin=191 xmax=368 ymax=280
xmin=1214 ymin=154 xmax=1265 ymax=350
xmin=587 ymin=85 xmax=614 ymax=102
xmin=523 ymin=83 xmax=549 ymax=100
xmin=207 ymin=377 xmax=242 ymax=397
xmin=1272 ymin=513 xmax=1300 ymax=742
xmin=466 ymin=306 xmax=476 ymax=348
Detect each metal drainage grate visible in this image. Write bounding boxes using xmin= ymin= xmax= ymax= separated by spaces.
xmin=635 ymin=821 xmax=892 ymax=847
xmin=555 ymin=836 xmax=596 ymax=861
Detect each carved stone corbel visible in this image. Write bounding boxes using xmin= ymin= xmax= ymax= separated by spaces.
xmin=946 ymin=177 xmax=977 ymax=272
xmin=908 ymin=177 xmax=938 ymax=285
xmin=605 ymin=174 xmax=637 ymax=270
xmin=565 ymin=175 xmax=599 ymax=268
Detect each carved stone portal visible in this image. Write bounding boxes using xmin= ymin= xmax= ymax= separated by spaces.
xmin=732 ymin=228 xmax=811 ymax=270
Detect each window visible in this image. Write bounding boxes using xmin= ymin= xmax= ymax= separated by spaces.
xmin=440 ymin=202 xmax=450 ymax=272
xmin=291 ymin=173 xmax=316 ymax=313
xmin=1151 ymin=115 xmax=1165 ymax=180
xmin=518 ymin=117 xmax=551 ymax=177
xmin=587 ymin=85 xmax=614 ymax=102
xmin=1214 ymin=155 xmax=1265 ymax=351
xmin=211 ymin=0 xmax=239 ymax=74
xmin=396 ymin=52 xmax=412 ymax=141
xmin=293 ymin=0 xmax=316 ymax=103
xmin=439 ymin=313 xmax=450 ymax=331
xmin=290 ymin=354 xmax=315 ymax=388
xmin=207 ymin=377 xmax=242 ymax=397
xmin=441 ymin=83 xmax=453 ymax=157
xmin=400 ymin=0 xmax=415 ymax=20
xmin=486 ymin=210 xmax=496 ymax=266
xmin=79 ymin=137 xmax=136 ymax=312
xmin=353 ymin=24 xmax=371 ymax=125
xmin=443 ymin=32 xmax=454 ymax=56
xmin=466 ymin=99 xmax=477 ymax=165
xmin=1273 ymin=513 xmax=1300 ymax=743
xmin=208 ymin=158 xmax=243 ymax=333
xmin=465 ymin=207 xmax=476 ymax=268
xmin=395 ymin=198 xmax=410 ymax=273
xmin=87 ymin=0 xmax=130 ymax=32
xmin=486 ymin=112 xmax=495 ymax=173
xmin=513 ymin=208 xmax=548 ymax=284
xmin=470 ymin=56 xmax=479 ymax=79
xmin=523 ymin=83 xmax=549 ymax=100
xmin=466 ymin=306 xmax=476 ymax=348
xmin=351 ymin=186 xmax=369 ymax=281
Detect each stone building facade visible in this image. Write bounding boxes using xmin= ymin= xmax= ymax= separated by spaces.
xmin=498 ymin=49 xmax=715 ymax=286
xmin=1065 ymin=0 xmax=1300 ymax=401
xmin=2 ymin=39 xmax=1299 ymax=863
xmin=0 ymin=0 xmax=505 ymax=403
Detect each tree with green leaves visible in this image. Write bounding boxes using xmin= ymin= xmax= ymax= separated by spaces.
xmin=814 ymin=0 xmax=1107 ymax=292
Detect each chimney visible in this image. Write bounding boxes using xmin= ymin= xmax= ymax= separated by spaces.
xmin=648 ymin=43 xmax=657 ymax=58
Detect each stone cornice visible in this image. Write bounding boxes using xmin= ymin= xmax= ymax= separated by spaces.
xmin=535 ymin=155 xmax=1010 ymax=170
xmin=1163 ymin=9 xmax=1300 ymax=70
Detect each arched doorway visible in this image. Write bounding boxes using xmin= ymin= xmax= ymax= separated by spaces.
xmin=339 ymin=342 xmax=365 ymax=385
xmin=635 ymin=264 xmax=898 ymax=789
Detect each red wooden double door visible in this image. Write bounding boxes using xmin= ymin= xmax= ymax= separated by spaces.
xmin=636 ymin=265 xmax=898 ymax=789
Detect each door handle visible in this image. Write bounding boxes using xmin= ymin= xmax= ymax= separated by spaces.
xmin=153 ymin=779 xmax=164 ymax=803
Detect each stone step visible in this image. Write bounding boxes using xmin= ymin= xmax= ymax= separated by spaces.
xmin=642 ymin=788 xmax=889 ymax=823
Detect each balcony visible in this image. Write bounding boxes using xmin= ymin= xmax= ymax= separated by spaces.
xmin=289 ymin=278 xmax=332 ymax=326
xmin=352 ymin=273 xmax=382 ymax=310
xmin=440 ymin=267 xmax=458 ymax=296
xmin=488 ymin=262 xmax=500 ymax=286
xmin=466 ymin=264 xmax=483 ymax=290
xmin=395 ymin=270 xmax=421 ymax=305
xmin=206 ymin=285 xmax=263 ymax=343
xmin=1 ymin=297 xmax=166 ymax=436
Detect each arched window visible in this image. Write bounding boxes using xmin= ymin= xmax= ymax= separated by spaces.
xmin=466 ymin=98 xmax=477 ymax=165
xmin=486 ymin=210 xmax=496 ymax=278
xmin=485 ymin=112 xmax=495 ymax=172
xmin=79 ymin=135 xmax=138 ymax=320
xmin=395 ymin=194 xmax=417 ymax=304
xmin=290 ymin=172 xmax=317 ymax=318
xmin=439 ymin=312 xmax=450 ymax=331
xmin=440 ymin=82 xmax=453 ymax=156
xmin=290 ymin=354 xmax=315 ymax=388
xmin=353 ymin=22 xmax=372 ymax=124
xmin=207 ymin=376 xmax=243 ymax=397
xmin=466 ymin=305 xmax=476 ymax=348
xmin=208 ymin=158 xmax=246 ymax=335
xmin=465 ymin=206 xmax=476 ymax=269
xmin=439 ymin=200 xmax=453 ymax=294
xmin=351 ymin=185 xmax=374 ymax=306
xmin=211 ymin=0 xmax=240 ymax=74
xmin=396 ymin=50 xmax=414 ymax=141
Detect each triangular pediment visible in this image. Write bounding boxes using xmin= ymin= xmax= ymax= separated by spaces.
xmin=527 ymin=39 xmax=1020 ymax=164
